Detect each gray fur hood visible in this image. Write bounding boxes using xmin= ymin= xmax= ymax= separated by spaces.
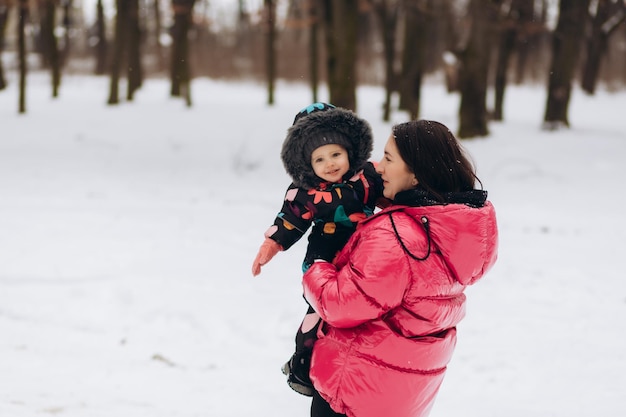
xmin=281 ymin=107 xmax=373 ymax=190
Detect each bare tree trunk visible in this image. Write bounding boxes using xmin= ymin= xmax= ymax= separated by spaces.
xmin=399 ymin=0 xmax=432 ymax=121
xmin=493 ymin=23 xmax=515 ymax=121
xmin=0 ymin=3 xmax=10 ymax=90
xmin=458 ymin=0 xmax=500 ymax=138
xmin=18 ymin=0 xmax=28 ymax=113
xmin=108 ymin=0 xmax=128 ymax=105
xmin=153 ymin=0 xmax=165 ymax=72
xmin=170 ymin=0 xmax=196 ymax=106
xmin=526 ymin=0 xmax=552 ymax=83
xmin=126 ymin=0 xmax=142 ymax=101
xmin=493 ymin=1 xmax=523 ymax=121
xmin=264 ymin=0 xmax=276 ymax=105
xmin=581 ymin=0 xmax=625 ymax=94
xmin=543 ymin=0 xmax=590 ymax=129
xmin=308 ymin=0 xmax=320 ymax=102
xmin=94 ymin=0 xmax=107 ymax=75
xmin=41 ymin=0 xmax=61 ymax=97
xmin=512 ymin=0 xmax=537 ymax=84
xmin=441 ymin=0 xmax=461 ymax=93
xmin=321 ymin=0 xmax=358 ymax=110
xmin=369 ymin=0 xmax=399 ymax=122
xmin=61 ymin=0 xmax=72 ymax=66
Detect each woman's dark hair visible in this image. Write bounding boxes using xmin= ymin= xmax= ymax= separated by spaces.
xmin=392 ymin=120 xmax=482 ymax=202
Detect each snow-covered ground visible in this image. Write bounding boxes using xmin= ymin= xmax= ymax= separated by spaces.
xmin=1 ymin=73 xmax=625 ymax=417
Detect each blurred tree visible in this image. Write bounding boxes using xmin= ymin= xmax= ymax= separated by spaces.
xmin=39 ymin=0 xmax=61 ymax=97
xmin=321 ymin=0 xmax=358 ymax=110
xmin=458 ymin=0 xmax=501 ymax=138
xmin=108 ymin=0 xmax=129 ymax=104
xmin=264 ymin=0 xmax=276 ymax=105
xmin=94 ymin=0 xmax=107 ymax=75
xmin=108 ymin=0 xmax=143 ymax=104
xmin=355 ymin=1 xmax=379 ymax=84
xmin=399 ymin=0 xmax=433 ymax=121
xmin=18 ymin=0 xmax=28 ymax=113
xmin=512 ymin=0 xmax=544 ymax=84
xmin=0 ymin=1 xmax=10 ymax=90
xmin=281 ymin=0 xmax=321 ymax=102
xmin=190 ymin=0 xmax=218 ymax=78
xmin=492 ymin=1 xmax=515 ymax=121
xmin=543 ymin=0 xmax=590 ymax=129
xmin=152 ymin=0 xmax=166 ymax=73
xmin=492 ymin=0 xmax=537 ymax=121
xmin=581 ymin=0 xmax=625 ymax=94
xmin=126 ymin=0 xmax=142 ymax=100
xmin=60 ymin=0 xmax=71 ymax=65
xmin=170 ymin=0 xmax=196 ymax=106
xmin=367 ymin=0 xmax=400 ymax=121
xmin=308 ymin=0 xmax=321 ymax=102
xmin=441 ymin=0 xmax=462 ymax=93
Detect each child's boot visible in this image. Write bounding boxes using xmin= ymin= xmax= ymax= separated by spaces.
xmin=282 ymin=308 xmax=320 ymax=396
xmin=281 ymin=348 xmax=314 ymax=396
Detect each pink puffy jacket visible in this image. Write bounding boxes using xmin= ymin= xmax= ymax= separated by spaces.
xmin=303 ymin=201 xmax=498 ymax=417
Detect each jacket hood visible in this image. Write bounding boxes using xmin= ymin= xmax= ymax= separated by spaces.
xmin=394 ymin=201 xmax=498 ymax=285
xmin=281 ymin=107 xmax=373 ymax=189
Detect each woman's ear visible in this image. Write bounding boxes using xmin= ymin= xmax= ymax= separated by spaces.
xmin=411 ymin=176 xmax=418 ymax=186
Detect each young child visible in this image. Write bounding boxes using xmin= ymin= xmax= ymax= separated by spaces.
xmin=251 ymin=102 xmax=386 ymax=396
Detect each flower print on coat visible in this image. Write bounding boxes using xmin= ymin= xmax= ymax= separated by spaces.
xmin=308 ymin=188 xmax=334 ymax=205
xmin=264 ymin=162 xmax=385 ymax=269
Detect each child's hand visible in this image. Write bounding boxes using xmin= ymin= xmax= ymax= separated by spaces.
xmin=252 ymin=238 xmax=282 ymax=276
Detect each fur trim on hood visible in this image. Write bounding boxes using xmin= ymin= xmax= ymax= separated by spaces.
xmin=281 ymin=107 xmax=373 ymax=189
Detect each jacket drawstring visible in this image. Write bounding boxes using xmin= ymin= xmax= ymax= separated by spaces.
xmin=389 ymin=213 xmax=431 ymax=261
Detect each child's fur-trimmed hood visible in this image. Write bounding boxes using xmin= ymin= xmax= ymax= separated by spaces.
xmin=281 ymin=107 xmax=373 ymax=190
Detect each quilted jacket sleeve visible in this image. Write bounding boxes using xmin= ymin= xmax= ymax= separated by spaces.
xmin=302 ymin=221 xmax=412 ymax=328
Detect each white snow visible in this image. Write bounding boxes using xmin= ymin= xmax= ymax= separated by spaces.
xmin=1 ymin=73 xmax=625 ymax=417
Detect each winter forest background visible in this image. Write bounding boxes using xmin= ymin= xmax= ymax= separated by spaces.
xmin=2 ymin=0 xmax=626 ymax=416
xmin=1 ymin=0 xmax=625 ymax=132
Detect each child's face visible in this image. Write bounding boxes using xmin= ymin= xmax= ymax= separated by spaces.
xmin=311 ymin=144 xmax=350 ymax=183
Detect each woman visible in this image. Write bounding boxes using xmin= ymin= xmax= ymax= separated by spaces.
xmin=302 ymin=120 xmax=498 ymax=417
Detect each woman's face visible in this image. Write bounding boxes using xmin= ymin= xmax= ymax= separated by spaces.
xmin=376 ymin=134 xmax=417 ymax=200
